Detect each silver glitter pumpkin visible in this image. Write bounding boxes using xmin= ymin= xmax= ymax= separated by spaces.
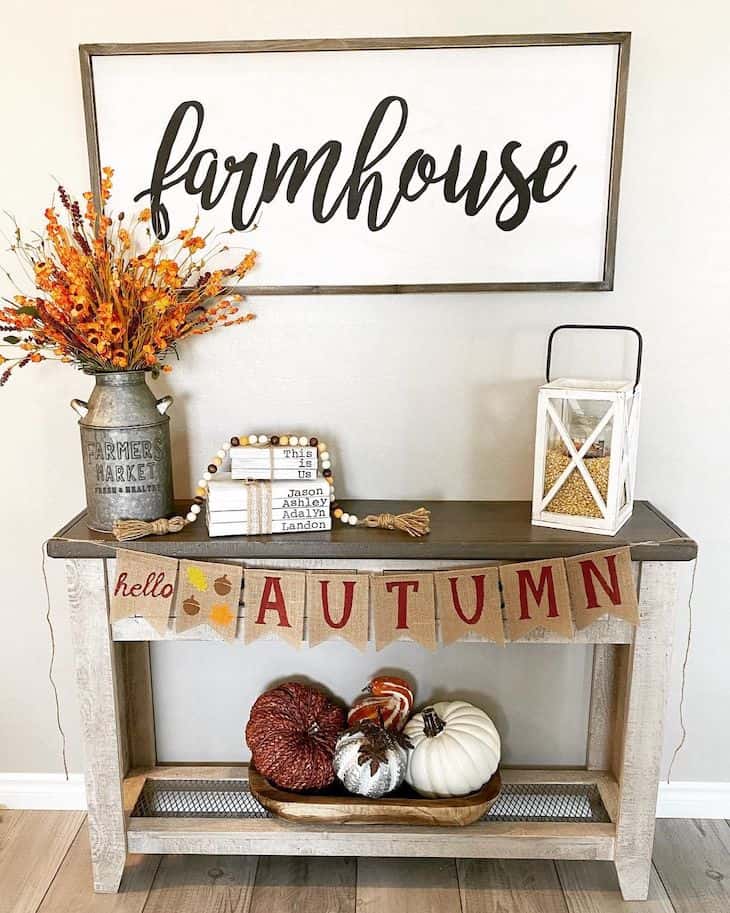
xmin=334 ymin=727 xmax=408 ymax=798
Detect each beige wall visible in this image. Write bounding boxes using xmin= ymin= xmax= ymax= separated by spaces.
xmin=1 ymin=0 xmax=727 ymax=781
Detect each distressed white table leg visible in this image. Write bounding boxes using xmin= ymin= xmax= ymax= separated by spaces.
xmin=614 ymin=561 xmax=678 ymax=901
xmin=587 ymin=564 xmax=640 ymax=771
xmin=65 ymin=558 xmax=127 ymax=893
xmin=586 ymin=644 xmax=620 ymax=770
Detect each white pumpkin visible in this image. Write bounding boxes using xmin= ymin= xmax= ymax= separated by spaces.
xmin=334 ymin=725 xmax=409 ymax=798
xmin=403 ymin=701 xmax=501 ymax=798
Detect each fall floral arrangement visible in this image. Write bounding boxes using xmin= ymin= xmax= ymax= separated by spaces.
xmin=0 ymin=167 xmax=255 ymax=386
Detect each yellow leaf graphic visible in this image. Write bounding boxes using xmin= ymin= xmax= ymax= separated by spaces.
xmin=210 ymin=602 xmax=235 ymax=627
xmin=186 ymin=565 xmax=209 ymax=592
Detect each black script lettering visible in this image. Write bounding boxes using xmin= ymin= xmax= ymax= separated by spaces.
xmin=530 ymin=141 xmax=577 ymax=202
xmin=184 ymin=148 xmax=234 ymax=210
xmin=227 ymin=153 xmax=260 ymax=229
xmin=255 ymin=140 xmax=343 ymax=228
xmin=343 ymin=95 xmax=409 ymax=230
xmin=137 ymin=96 xmax=578 ymax=238
xmin=496 ymin=142 xmax=533 ymax=231
xmin=134 ymin=100 xmax=205 ymax=237
xmin=497 ymin=140 xmax=577 ymax=230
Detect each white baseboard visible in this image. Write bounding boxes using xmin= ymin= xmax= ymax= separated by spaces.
xmin=1 ymin=773 xmax=728 ymax=818
xmin=0 ymin=773 xmax=86 ymax=810
xmin=656 ymin=781 xmax=730 ymax=818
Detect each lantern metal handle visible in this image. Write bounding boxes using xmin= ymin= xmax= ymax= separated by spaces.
xmin=546 ymin=324 xmax=643 ymax=391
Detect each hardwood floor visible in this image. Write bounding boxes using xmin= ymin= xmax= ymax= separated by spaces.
xmin=0 ymin=812 xmax=728 ymax=913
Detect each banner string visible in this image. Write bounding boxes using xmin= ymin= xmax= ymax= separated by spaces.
xmin=666 ymin=555 xmax=698 ymax=783
xmin=51 ymin=533 xmax=694 ymax=553
xmin=41 ymin=540 xmax=69 ymax=780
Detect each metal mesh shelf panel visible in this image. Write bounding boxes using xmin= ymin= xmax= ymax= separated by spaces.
xmin=132 ymin=779 xmax=271 ymax=819
xmin=131 ymin=778 xmax=609 ymax=824
xmin=484 ymin=783 xmax=609 ymax=822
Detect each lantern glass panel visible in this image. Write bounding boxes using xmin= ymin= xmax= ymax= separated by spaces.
xmin=618 ymin=477 xmax=629 ymax=511
xmin=543 ymin=397 xmax=613 ymax=518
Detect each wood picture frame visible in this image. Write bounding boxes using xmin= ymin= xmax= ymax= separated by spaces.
xmin=79 ymin=33 xmax=630 ymax=295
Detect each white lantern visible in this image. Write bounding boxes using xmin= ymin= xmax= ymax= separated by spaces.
xmin=531 ymin=325 xmax=642 ymax=536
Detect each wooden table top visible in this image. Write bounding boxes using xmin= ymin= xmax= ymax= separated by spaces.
xmin=47 ymin=500 xmax=696 ymax=562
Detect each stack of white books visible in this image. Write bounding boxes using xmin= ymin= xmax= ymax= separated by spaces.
xmin=207 ymin=473 xmax=332 ymax=536
xmin=230 ymin=445 xmax=318 ymax=480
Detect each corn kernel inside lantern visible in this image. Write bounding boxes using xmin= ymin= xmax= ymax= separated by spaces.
xmin=543 ymin=399 xmax=612 ymax=517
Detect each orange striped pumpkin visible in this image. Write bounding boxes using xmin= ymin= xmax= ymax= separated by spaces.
xmin=347 ymin=675 xmax=414 ymax=731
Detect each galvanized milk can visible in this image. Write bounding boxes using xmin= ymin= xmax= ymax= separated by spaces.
xmin=71 ymin=372 xmax=174 ymax=532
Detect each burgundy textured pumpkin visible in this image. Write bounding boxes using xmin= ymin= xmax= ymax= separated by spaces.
xmin=245 ymin=681 xmax=346 ymax=791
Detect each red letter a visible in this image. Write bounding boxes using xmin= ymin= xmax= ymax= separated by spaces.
xmin=255 ymin=576 xmax=291 ymax=627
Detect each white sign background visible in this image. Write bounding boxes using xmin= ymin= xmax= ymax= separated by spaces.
xmin=89 ymin=41 xmax=622 ymax=290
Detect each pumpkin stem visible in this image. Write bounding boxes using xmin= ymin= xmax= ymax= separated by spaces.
xmin=422 ymin=707 xmax=445 ymax=737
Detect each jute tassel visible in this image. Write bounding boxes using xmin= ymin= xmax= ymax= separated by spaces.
xmin=113 ymin=516 xmax=188 ymax=542
xmin=359 ymin=507 xmax=431 ymax=538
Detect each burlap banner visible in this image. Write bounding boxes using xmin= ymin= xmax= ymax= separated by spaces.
xmin=433 ymin=567 xmax=505 ymax=645
xmin=109 ymin=545 xmax=638 ymax=647
xmin=110 ymin=549 xmax=178 ymax=634
xmin=243 ymin=568 xmax=306 ymax=647
xmin=372 ymin=572 xmax=437 ymax=651
xmin=500 ymin=558 xmax=574 ymax=640
xmin=175 ymin=559 xmax=243 ymax=641
xmin=306 ymin=571 xmax=369 ymax=650
xmin=565 ymin=547 xmax=639 ymax=629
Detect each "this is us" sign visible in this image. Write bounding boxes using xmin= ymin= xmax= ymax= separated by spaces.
xmin=82 ymin=34 xmax=629 ymax=293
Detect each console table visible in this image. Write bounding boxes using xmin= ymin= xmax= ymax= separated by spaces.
xmin=48 ymin=499 xmax=696 ymax=901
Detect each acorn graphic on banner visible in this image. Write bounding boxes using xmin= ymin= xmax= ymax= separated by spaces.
xmin=183 ymin=595 xmax=201 ymax=616
xmin=214 ymin=574 xmax=232 ymax=596
xmin=175 ymin=559 xmax=243 ymax=640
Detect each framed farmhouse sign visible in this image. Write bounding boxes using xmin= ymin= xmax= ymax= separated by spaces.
xmin=80 ymin=34 xmax=630 ymax=294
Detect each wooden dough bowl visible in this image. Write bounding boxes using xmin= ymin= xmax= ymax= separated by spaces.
xmin=249 ymin=767 xmax=501 ymax=826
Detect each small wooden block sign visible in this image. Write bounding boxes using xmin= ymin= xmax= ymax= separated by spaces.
xmin=230 ymin=468 xmax=319 ymax=480
xmin=230 ymin=457 xmax=317 ymax=466
xmin=175 ymin=559 xmax=243 ymax=640
xmin=110 ymin=549 xmax=179 ymax=634
xmin=231 ymin=445 xmax=317 ymax=461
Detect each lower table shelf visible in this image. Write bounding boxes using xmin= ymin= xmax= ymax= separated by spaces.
xmin=123 ymin=765 xmax=618 ymax=861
